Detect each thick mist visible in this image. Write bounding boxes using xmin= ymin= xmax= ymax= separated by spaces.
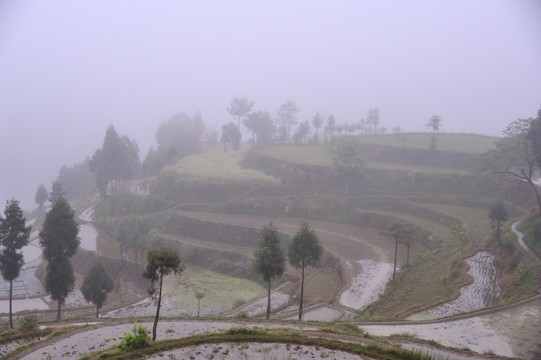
xmin=1 ymin=0 xmax=540 ymax=209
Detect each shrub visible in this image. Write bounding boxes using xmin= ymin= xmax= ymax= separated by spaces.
xmin=119 ymin=323 xmax=151 ymax=351
xmin=17 ymin=316 xmax=39 ymax=332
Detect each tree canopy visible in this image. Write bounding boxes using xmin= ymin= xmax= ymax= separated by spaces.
xmin=383 ymin=221 xmax=412 ymax=280
xmin=277 ymin=100 xmax=299 ymax=143
xmin=39 ymin=198 xmax=80 ymax=319
xmin=228 ymin=97 xmax=254 ymax=132
xmin=81 ymin=262 xmax=114 ymax=318
xmin=243 ymin=110 xmax=274 ymax=146
xmin=253 ymin=223 xmax=286 ymax=319
xmin=143 ymin=247 xmax=185 ymax=341
xmin=48 ymin=180 xmax=66 ymax=204
xmin=0 ymin=199 xmax=31 ymax=328
xmin=526 ymin=106 xmax=541 ymax=168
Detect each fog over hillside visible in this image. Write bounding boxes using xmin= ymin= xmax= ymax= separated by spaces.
xmin=0 ymin=0 xmax=540 ymax=209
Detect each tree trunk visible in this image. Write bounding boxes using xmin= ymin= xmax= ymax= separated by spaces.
xmin=152 ymin=274 xmax=163 ymax=341
xmin=393 ymin=238 xmax=398 ymax=280
xmin=266 ymin=277 xmax=271 ymax=319
xmin=57 ymin=300 xmax=62 ymax=320
xmin=9 ymin=280 xmax=13 ymax=329
xmin=298 ymin=258 xmax=305 ymax=321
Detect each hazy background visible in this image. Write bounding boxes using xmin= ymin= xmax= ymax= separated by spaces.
xmin=1 ymin=0 xmax=540 ymax=210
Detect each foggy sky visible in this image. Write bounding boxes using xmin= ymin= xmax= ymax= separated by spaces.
xmin=1 ymin=0 xmax=540 ymax=210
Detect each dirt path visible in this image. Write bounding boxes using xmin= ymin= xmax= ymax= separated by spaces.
xmin=511 ymin=221 xmax=541 ymax=264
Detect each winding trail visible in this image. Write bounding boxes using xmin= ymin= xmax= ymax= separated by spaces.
xmin=511 ymin=221 xmax=541 ymax=264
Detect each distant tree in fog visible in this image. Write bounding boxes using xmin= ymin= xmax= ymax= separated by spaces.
xmin=227 ymin=97 xmax=254 ymax=133
xmin=243 ymin=110 xmax=275 ymax=146
xmin=0 ymin=199 xmax=31 ymax=328
xmin=221 ymin=122 xmax=242 ymax=151
xmin=89 ymin=125 xmax=140 ymax=198
xmin=277 ymin=100 xmax=299 ymax=143
xmin=324 ymin=115 xmax=336 ymax=143
xmin=367 ymin=108 xmax=379 ymax=134
xmin=35 ymin=184 xmax=48 ymax=208
xmin=48 ymin=180 xmax=66 ymax=204
xmin=312 ymin=112 xmax=324 ymax=144
xmin=425 ymin=115 xmax=442 ymax=135
xmin=56 ymin=159 xmax=94 ymax=201
xmin=293 ymin=120 xmax=311 ymax=144
xmin=154 ymin=112 xmax=203 ymax=164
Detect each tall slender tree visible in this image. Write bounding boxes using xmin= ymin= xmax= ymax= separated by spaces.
xmin=277 ymin=100 xmax=299 ymax=143
xmin=143 ymin=247 xmax=185 ymax=341
xmin=253 ymin=223 xmax=286 ymax=319
xmin=39 ymin=198 xmax=80 ymax=319
xmin=382 ymin=221 xmax=411 ymax=280
xmin=227 ymin=97 xmax=254 ymax=133
xmin=0 ymin=200 xmax=31 ymax=328
xmin=48 ymin=181 xmax=66 ymax=204
xmin=288 ymin=220 xmax=322 ymax=321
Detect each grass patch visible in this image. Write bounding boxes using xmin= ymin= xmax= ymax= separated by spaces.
xmin=164 ymin=268 xmax=266 ymax=315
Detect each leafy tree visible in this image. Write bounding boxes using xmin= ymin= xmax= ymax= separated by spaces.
xmin=526 ymin=106 xmax=541 ymax=168
xmin=382 ymin=221 xmax=411 ymax=280
xmin=143 ymin=247 xmax=185 ymax=341
xmin=288 ymin=220 xmax=322 ymax=321
xmin=48 ymin=180 xmax=66 ymax=204
xmin=330 ymin=136 xmax=365 ymax=180
xmin=39 ymin=198 xmax=80 ymax=319
xmin=141 ymin=146 xmax=163 ymax=176
xmin=35 ymin=184 xmax=48 ymax=208
xmin=253 ymin=223 xmax=286 ymax=319
xmin=221 ymin=122 xmax=242 ymax=151
xmin=227 ymin=97 xmax=254 ymax=133
xmin=312 ymin=112 xmax=324 ymax=144
xmin=81 ymin=262 xmax=114 ymax=318
xmin=489 ymin=202 xmax=509 ymax=245
xmin=452 ymin=222 xmax=471 ymax=253
xmin=477 ymin=118 xmax=541 ymax=214
xmin=277 ymin=100 xmax=299 ymax=143
xmin=0 ymin=200 xmax=31 ymax=328
xmin=243 ymin=111 xmax=275 ymax=145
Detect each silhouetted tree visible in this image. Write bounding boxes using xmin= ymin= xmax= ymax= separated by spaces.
xmin=253 ymin=223 xmax=286 ymax=319
xmin=277 ymin=100 xmax=299 ymax=143
xmin=243 ymin=111 xmax=275 ymax=145
xmin=35 ymin=184 xmax=48 ymax=208
xmin=221 ymin=122 xmax=241 ymax=151
xmin=48 ymin=181 xmax=66 ymax=204
xmin=288 ymin=220 xmax=322 ymax=321
xmin=143 ymin=247 xmax=185 ymax=341
xmin=526 ymin=105 xmax=541 ymax=169
xmin=81 ymin=262 xmax=114 ymax=318
xmin=0 ymin=199 xmax=31 ymax=328
xmin=39 ymin=198 xmax=80 ymax=319
xmin=227 ymin=97 xmax=254 ymax=133
xmin=312 ymin=112 xmax=324 ymax=144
